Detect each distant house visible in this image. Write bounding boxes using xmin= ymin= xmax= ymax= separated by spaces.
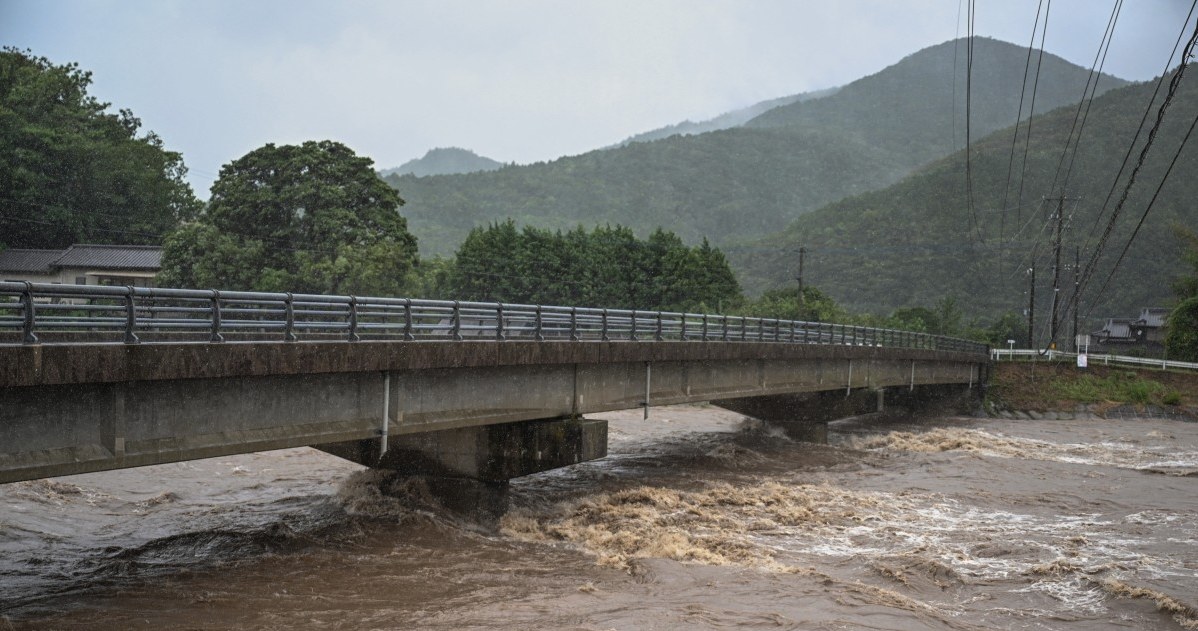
xmin=1091 ymin=318 xmax=1136 ymax=346
xmin=1131 ymin=307 xmax=1169 ymax=345
xmin=1090 ymin=307 xmax=1170 ymax=355
xmin=0 ymin=244 xmax=163 ymax=288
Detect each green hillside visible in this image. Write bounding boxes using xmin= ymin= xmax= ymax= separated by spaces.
xmin=387 ymin=37 xmax=1126 ymax=256
xmin=732 ymin=71 xmax=1198 ymax=327
xmin=747 ymin=38 xmax=1125 ymax=169
xmin=379 ymin=147 xmax=503 ymax=178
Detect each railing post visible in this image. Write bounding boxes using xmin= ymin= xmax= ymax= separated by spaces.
xmin=348 ymin=296 xmax=360 ymax=341
xmin=774 ymin=319 xmax=781 ymax=342
xmin=630 ymin=309 xmax=638 ymax=341
xmin=680 ymin=313 xmax=689 ymax=341
xmin=20 ymin=282 xmax=38 ymax=345
xmin=210 ymin=290 xmax=224 ymax=343
xmin=284 ymin=292 xmax=297 ymax=342
xmin=601 ymin=308 xmax=609 ymax=342
xmin=403 ymin=298 xmax=414 ymax=340
xmin=451 ymin=300 xmax=462 ymax=341
xmin=535 ymin=305 xmax=544 ymax=341
xmin=123 ymin=286 xmax=139 ymax=344
xmin=570 ymin=307 xmax=579 ymax=341
xmin=496 ymin=303 xmax=506 ymax=340
xmin=702 ymin=314 xmax=709 ymax=341
xmin=789 ymin=320 xmax=796 ymax=343
xmin=740 ymin=317 xmax=746 ymax=341
xmin=722 ymin=315 xmax=729 ymax=341
xmin=655 ymin=311 xmax=663 ymax=341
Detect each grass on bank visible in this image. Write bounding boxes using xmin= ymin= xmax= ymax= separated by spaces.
xmin=989 ymin=362 xmax=1197 ymax=413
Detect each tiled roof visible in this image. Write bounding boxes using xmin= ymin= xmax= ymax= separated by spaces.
xmin=52 ymin=244 xmax=162 ymax=271
xmin=0 ymin=249 xmax=64 ymax=273
xmin=0 ymin=245 xmax=162 ymax=273
xmin=1136 ymin=308 xmax=1169 ymax=328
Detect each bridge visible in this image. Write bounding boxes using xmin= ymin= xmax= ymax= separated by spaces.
xmin=0 ymin=282 xmax=990 ymax=492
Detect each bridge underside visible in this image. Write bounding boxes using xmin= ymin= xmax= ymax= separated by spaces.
xmin=0 ymin=341 xmax=986 ymax=484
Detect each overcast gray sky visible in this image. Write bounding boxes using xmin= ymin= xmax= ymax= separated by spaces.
xmin=2 ymin=0 xmax=1193 ymax=196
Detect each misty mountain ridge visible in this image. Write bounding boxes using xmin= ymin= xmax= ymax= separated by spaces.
xmin=611 ymin=87 xmax=840 ymax=147
xmin=380 ymin=147 xmax=503 ymax=178
xmin=386 ymin=36 xmax=1128 ymax=256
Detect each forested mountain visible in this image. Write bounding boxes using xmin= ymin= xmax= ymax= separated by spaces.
xmin=386 ymin=37 xmax=1126 ymax=256
xmin=747 ymin=38 xmax=1129 ymax=171
xmin=611 ymin=87 xmax=839 ymax=146
xmin=379 ymin=147 xmax=503 ymax=178
xmin=731 ymin=70 xmax=1198 ymax=327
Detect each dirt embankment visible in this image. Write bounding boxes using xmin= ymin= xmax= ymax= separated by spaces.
xmin=988 ymin=361 xmax=1198 ymax=419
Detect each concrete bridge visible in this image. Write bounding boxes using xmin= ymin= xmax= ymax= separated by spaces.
xmin=0 ymin=282 xmax=990 ymax=488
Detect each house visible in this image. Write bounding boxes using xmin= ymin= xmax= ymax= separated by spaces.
xmin=1090 ymin=307 xmax=1170 ymax=356
xmin=1131 ymin=307 xmax=1170 ymax=345
xmin=1091 ymin=317 xmax=1136 ymax=346
xmin=0 ymin=244 xmax=163 ymax=288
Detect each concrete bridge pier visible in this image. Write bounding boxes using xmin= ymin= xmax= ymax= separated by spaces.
xmin=314 ymin=417 xmax=607 ymax=518
xmin=711 ymin=390 xmax=882 ymax=442
xmin=712 ymin=382 xmax=981 ymax=441
xmin=873 ymin=383 xmax=981 ymax=418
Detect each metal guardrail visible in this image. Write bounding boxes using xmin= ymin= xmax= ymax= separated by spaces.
xmin=0 ymin=281 xmax=988 ymax=354
xmin=991 ymin=348 xmax=1198 ymax=372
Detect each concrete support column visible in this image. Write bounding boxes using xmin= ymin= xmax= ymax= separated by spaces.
xmin=314 ymin=416 xmax=608 ymax=481
xmin=314 ymin=417 xmax=607 ymax=518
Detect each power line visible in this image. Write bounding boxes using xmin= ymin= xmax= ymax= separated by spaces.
xmin=1000 ymin=0 xmax=1047 ymax=240
xmin=1077 ymin=7 xmax=1198 ymax=312
xmin=1013 ymin=0 xmax=1053 ymax=220
xmin=964 ymin=0 xmax=983 ymax=243
xmin=1047 ymin=0 xmax=1123 ymax=198
xmin=1080 ymin=0 xmax=1198 ymax=255
xmin=1084 ymin=91 xmax=1198 ymax=320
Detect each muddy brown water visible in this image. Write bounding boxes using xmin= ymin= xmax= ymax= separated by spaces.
xmin=2 ymin=405 xmax=1197 ymax=630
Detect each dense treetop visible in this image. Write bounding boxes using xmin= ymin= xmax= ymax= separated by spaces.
xmin=0 ymin=48 xmax=200 ymax=249
xmin=160 ymin=140 xmax=418 ymax=296
xmin=431 ymin=221 xmax=741 ymax=312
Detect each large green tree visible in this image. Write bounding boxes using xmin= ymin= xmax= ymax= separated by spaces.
xmin=0 ymin=48 xmax=200 ymax=249
xmin=1167 ymin=226 xmax=1198 ymax=360
xmin=160 ymin=140 xmax=418 ymax=295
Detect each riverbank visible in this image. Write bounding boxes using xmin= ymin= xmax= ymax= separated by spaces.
xmin=987 ymin=361 xmax=1198 ymax=421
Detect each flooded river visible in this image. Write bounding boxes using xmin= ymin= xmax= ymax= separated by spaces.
xmin=3 ymin=405 xmax=1198 ymax=629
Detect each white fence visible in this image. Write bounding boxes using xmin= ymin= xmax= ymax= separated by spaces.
xmin=991 ymin=348 xmax=1198 ymax=372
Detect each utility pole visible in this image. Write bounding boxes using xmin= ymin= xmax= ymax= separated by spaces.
xmin=1044 ymin=195 xmax=1079 ymax=348
xmin=796 ymin=246 xmax=806 ymax=307
xmin=1027 ymin=263 xmax=1036 ymax=349
xmin=1072 ymin=245 xmax=1080 ymax=352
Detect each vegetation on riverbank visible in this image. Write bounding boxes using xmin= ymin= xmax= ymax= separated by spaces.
xmin=988 ymin=362 xmax=1198 ymax=415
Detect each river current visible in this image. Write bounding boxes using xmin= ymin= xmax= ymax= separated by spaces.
xmin=2 ymin=405 xmax=1197 ymax=630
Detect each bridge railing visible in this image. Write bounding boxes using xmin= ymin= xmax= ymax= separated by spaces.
xmin=0 ymin=281 xmax=988 ymax=354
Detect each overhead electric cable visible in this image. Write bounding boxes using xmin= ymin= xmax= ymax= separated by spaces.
xmin=1047 ymin=0 xmax=1124 ymax=198
xmin=1013 ymin=0 xmax=1053 ymax=217
xmin=1077 ymin=6 xmax=1198 ymax=307
xmin=999 ymin=0 xmax=1047 ymax=239
xmin=964 ymin=0 xmax=983 ymax=243
xmin=1081 ymin=0 xmax=1198 ymax=253
xmin=1079 ymin=24 xmax=1198 ymax=320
